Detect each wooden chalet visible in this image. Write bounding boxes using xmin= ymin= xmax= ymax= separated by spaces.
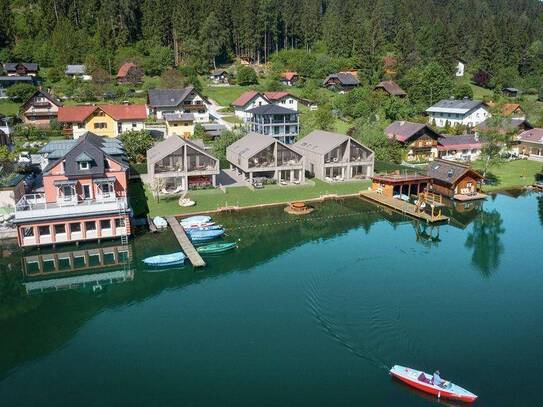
xmin=427 ymin=159 xmax=485 ymax=201
xmin=385 ymin=121 xmax=441 ymax=162
xmin=116 ymin=62 xmax=143 ymax=84
xmin=371 ymin=173 xmax=432 ymax=199
xmin=373 ymin=80 xmax=406 ymax=97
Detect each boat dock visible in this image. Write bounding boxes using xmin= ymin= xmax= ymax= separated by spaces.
xmin=165 ymin=216 xmax=206 ymax=268
xmin=359 ymin=191 xmax=449 ymax=224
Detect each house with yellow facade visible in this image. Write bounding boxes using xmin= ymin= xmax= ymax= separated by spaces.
xmin=58 ymin=104 xmax=147 ymax=139
xmin=164 ymin=113 xmax=195 ymax=138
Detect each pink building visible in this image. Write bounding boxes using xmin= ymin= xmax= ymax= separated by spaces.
xmin=14 ymin=132 xmax=131 ymax=248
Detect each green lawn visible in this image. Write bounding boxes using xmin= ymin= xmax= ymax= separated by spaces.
xmin=334 ymin=118 xmax=353 ymax=133
xmin=473 ymin=159 xmax=543 ymax=192
xmin=0 ymin=100 xmax=20 ymax=116
xmin=222 ymin=115 xmax=243 ymax=124
xmin=203 ymin=85 xmax=254 ymax=106
xmin=132 ymin=178 xmax=371 ymax=217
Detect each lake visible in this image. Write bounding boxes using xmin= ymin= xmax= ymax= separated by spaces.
xmin=1 ymin=192 xmax=542 ymax=406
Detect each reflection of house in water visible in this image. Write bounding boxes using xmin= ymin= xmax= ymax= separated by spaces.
xmin=443 ymin=199 xmax=484 ymax=229
xmin=22 ymin=244 xmax=133 ymax=294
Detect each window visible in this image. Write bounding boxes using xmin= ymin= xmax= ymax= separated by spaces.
xmin=70 ymin=223 xmax=81 ymax=233
xmin=115 ymin=218 xmax=125 ymax=228
xmin=100 ymin=219 xmax=111 ymax=230
xmin=132 ymin=123 xmax=137 ymax=128
xmin=79 ymin=161 xmax=90 ymax=170
xmin=62 ymin=185 xmax=74 ymax=197
xmin=23 ymin=227 xmax=34 ymax=237
xmin=82 ymin=184 xmax=91 ymax=199
xmin=102 ymin=183 xmax=111 ymax=195
xmin=54 ymin=224 xmax=66 ymax=234
xmin=289 ymin=99 xmax=293 ymax=104
xmin=38 ymin=226 xmax=50 ymax=236
xmin=94 ymin=122 xmax=107 ymax=129
xmin=85 ymin=221 xmax=96 ymax=231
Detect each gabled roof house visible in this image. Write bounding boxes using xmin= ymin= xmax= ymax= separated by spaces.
xmin=147 ymin=86 xmax=209 ymax=122
xmin=21 ymin=89 xmax=63 ymax=128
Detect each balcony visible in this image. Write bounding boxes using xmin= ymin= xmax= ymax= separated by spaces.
xmin=15 ymin=194 xmax=128 ymax=221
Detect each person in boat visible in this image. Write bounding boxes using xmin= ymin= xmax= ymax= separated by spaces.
xmin=433 ymin=370 xmax=443 ymax=387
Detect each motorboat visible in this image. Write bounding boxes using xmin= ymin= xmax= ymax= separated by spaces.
xmin=389 ymin=365 xmax=477 ymax=403
xmin=143 ymin=252 xmax=186 ymax=266
xmin=152 ymin=216 xmax=168 ymax=230
xmin=196 ymin=242 xmax=237 ymax=254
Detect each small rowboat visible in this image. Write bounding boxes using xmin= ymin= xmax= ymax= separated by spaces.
xmin=183 ymin=223 xmax=220 ymax=231
xmin=390 ymin=365 xmax=477 ymax=403
xmin=196 ymin=242 xmax=237 ymax=254
xmin=153 ymin=216 xmax=168 ymax=230
xmin=143 ymin=252 xmax=186 ymax=266
xmin=189 ymin=229 xmax=225 ymax=242
xmin=180 ymin=215 xmax=211 ymax=228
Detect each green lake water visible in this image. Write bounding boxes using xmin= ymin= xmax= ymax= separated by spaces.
xmin=1 ymin=192 xmax=542 ymax=406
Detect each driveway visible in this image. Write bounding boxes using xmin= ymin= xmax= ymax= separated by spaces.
xmin=206 ymin=98 xmax=235 ymax=130
xmin=217 ymin=169 xmax=247 ymax=188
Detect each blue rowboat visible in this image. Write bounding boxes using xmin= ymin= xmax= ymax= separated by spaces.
xmin=189 ymin=229 xmax=224 ymax=242
xmin=143 ymin=252 xmax=186 ymax=266
xmin=180 ymin=216 xmax=212 ymax=228
xmin=185 ymin=224 xmax=223 ymax=232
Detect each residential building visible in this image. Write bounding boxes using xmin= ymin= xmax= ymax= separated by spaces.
xmin=500 ymin=103 xmax=525 ymax=119
xmin=246 ymin=104 xmax=299 ymax=144
xmin=116 ymin=62 xmax=143 ymax=84
xmin=437 ymin=135 xmax=483 ymax=161
xmin=232 ymin=91 xmax=299 ymax=120
xmin=58 ymin=104 xmax=147 ymax=139
xmin=210 ymin=69 xmax=229 ymax=84
xmin=373 ymin=80 xmax=407 ymax=97
xmin=0 ymin=173 xmax=25 ymax=211
xmin=476 ymin=117 xmax=532 ymax=134
xmin=323 ymin=72 xmax=360 ymax=92
xmin=201 ymin=123 xmax=226 ymax=140
xmin=502 ymin=87 xmax=519 ymax=98
xmin=227 ymin=132 xmax=304 ymax=184
xmin=385 ymin=121 xmax=441 ymax=162
xmin=164 ymin=113 xmax=195 ymax=138
xmin=147 ymin=136 xmax=219 ymax=192
xmin=13 ymin=132 xmax=131 ymax=248
xmin=426 ymin=99 xmax=490 ymax=128
xmin=292 ymin=130 xmax=374 ymax=181
xmin=3 ymin=63 xmax=39 ymax=77
xmin=0 ymin=76 xmax=34 ymax=99
xmin=280 ymin=71 xmax=299 ymax=86
xmin=516 ymin=128 xmax=543 ymax=161
xmin=21 ymin=89 xmax=63 ymax=128
xmin=147 ymin=86 xmax=209 ymax=122
xmin=65 ymin=65 xmax=92 ymax=81
xmin=455 ymin=59 xmax=466 ymax=77
xmin=427 ymin=159 xmax=484 ymax=199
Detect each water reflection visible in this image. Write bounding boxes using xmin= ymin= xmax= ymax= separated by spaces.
xmin=538 ymin=196 xmax=543 ymax=227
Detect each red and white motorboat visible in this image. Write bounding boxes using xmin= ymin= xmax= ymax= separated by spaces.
xmin=390 ymin=365 xmax=478 ymax=403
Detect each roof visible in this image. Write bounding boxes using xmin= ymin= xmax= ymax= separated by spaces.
xmin=246 ymin=104 xmax=297 ymax=115
xmin=503 ymin=87 xmax=519 ymax=92
xmin=164 ymin=112 xmax=194 ymax=121
xmin=211 ymin=69 xmax=228 ymax=76
xmin=476 ymin=117 xmax=533 ymax=132
xmin=501 ymin=103 xmax=522 ymax=116
xmin=201 ymin=123 xmax=226 ymax=137
xmin=0 ymin=173 xmax=25 ymax=189
xmin=426 ymin=99 xmax=485 ymax=114
xmin=517 ymin=128 xmax=543 ymax=144
xmin=385 ymin=121 xmax=427 ymax=142
xmin=427 ymin=159 xmax=483 ymax=185
xmin=3 ymin=63 xmax=38 ymax=72
xmin=22 ymin=89 xmax=63 ymax=109
xmin=293 ymin=130 xmax=350 ymax=155
xmin=147 ymin=87 xmax=197 ymax=108
xmin=227 ymin=132 xmax=276 ymax=160
xmin=232 ymin=91 xmax=260 ymax=107
xmin=147 ymin=135 xmax=216 ymax=165
xmin=374 ymin=80 xmax=406 ymax=96
xmin=57 ymin=104 xmax=147 ymax=123
xmin=281 ymin=72 xmax=298 ymax=81
xmin=264 ymin=91 xmax=293 ymax=101
xmin=40 ymin=136 xmax=125 ymax=160
xmin=437 ymin=135 xmax=484 ymax=151
xmin=323 ymin=72 xmax=360 ymax=86
xmin=0 ymin=76 xmax=34 ymax=84
xmin=65 ymin=65 xmax=86 ymax=75
xmin=117 ymin=62 xmax=137 ymax=78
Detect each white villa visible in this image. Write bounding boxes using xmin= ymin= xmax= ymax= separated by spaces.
xmin=426 ymin=99 xmax=490 ymax=128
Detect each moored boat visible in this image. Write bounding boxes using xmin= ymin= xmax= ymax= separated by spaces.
xmin=183 ymin=223 xmax=218 ymax=231
xmin=143 ymin=252 xmax=186 ymax=266
xmin=180 ymin=215 xmax=212 ymax=228
xmin=196 ymin=242 xmax=237 ymax=254
xmin=153 ymin=216 xmax=168 ymax=230
xmin=390 ymin=365 xmax=477 ymax=403
xmin=189 ymin=229 xmax=225 ymax=242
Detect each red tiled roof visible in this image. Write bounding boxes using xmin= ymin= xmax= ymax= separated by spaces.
xmin=517 ymin=128 xmax=543 ymax=144
xmin=374 ymin=80 xmax=407 ymax=96
xmin=117 ymin=62 xmax=137 ymax=78
xmin=58 ymin=104 xmax=147 ymax=123
xmin=232 ymin=91 xmax=260 ymax=107
xmin=281 ymin=71 xmax=298 ymax=81
xmin=264 ymin=91 xmax=291 ymax=100
xmin=437 ymin=135 xmax=484 ymax=151
xmin=501 ymin=103 xmax=522 ymax=116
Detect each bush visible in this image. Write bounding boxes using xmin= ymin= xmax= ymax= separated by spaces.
xmin=237 ymin=66 xmax=258 ymax=86
xmin=119 ymin=130 xmax=154 ymax=162
xmin=6 ymin=83 xmax=36 ymax=102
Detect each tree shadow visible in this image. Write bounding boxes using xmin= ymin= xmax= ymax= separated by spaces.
xmin=128 ymin=179 xmax=149 ymax=218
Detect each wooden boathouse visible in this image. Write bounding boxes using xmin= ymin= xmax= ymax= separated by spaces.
xmin=371 ymin=173 xmax=432 ymax=198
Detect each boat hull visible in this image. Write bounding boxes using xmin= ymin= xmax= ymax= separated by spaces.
xmin=196 ymin=242 xmax=237 ymax=254
xmin=143 ymin=252 xmax=186 ymax=266
xmin=390 ymin=365 xmax=477 ymax=403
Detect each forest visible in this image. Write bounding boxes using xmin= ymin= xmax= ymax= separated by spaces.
xmin=1 ymin=0 xmax=543 ymax=91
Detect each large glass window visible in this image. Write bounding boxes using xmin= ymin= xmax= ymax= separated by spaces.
xmin=155 ymin=146 xmax=184 ymax=173
xmin=100 ymin=219 xmax=111 ymax=229
xmin=70 ymin=223 xmax=81 ymax=233
xmin=277 ymin=144 xmax=301 ymax=166
xmin=186 ymin=146 xmax=216 ymax=171
xmin=325 ymin=141 xmax=347 ymax=163
xmin=54 ymin=224 xmax=66 ymax=234
xmin=85 ymin=221 xmax=96 ymax=231
xmin=38 ymin=226 xmax=50 ymax=236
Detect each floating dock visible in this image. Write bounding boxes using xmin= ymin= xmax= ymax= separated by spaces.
xmin=359 ymin=191 xmax=449 ymax=224
xmin=165 ymin=216 xmax=206 ymax=268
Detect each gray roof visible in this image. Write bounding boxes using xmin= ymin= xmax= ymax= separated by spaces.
xmin=227 ymin=132 xmax=276 ymax=160
xmin=202 ymin=123 xmax=226 ymax=138
xmin=147 ymin=87 xmax=198 ymax=108
xmin=503 ymin=87 xmax=519 ymax=92
xmin=3 ymin=63 xmax=38 ymax=72
xmin=385 ymin=121 xmax=440 ymax=142
xmin=23 ymin=89 xmax=63 ymax=108
xmin=75 ymin=152 xmax=93 ymax=162
xmin=427 ymin=159 xmax=482 ymax=185
xmin=293 ymin=130 xmax=350 ymax=155
xmin=147 ymin=136 xmax=217 ymax=166
xmin=246 ymin=104 xmax=298 ymax=115
xmin=374 ymin=80 xmax=407 ymax=96
xmin=438 ymin=134 xmax=483 ymax=147
xmin=426 ymin=99 xmax=484 ymax=114
xmin=0 ymin=76 xmax=34 ymax=84
xmin=65 ymin=65 xmax=86 ymax=75
xmin=323 ymin=72 xmax=360 ymax=86
xmin=211 ymin=69 xmax=228 ymax=76
xmin=164 ymin=112 xmax=194 ymax=121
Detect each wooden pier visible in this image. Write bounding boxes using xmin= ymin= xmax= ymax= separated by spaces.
xmin=165 ymin=216 xmax=206 ymax=268
xmin=359 ymin=191 xmax=449 ymax=224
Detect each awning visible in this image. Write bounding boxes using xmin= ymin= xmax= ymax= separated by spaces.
xmin=93 ymin=177 xmax=116 ymax=183
xmin=53 ymin=180 xmax=77 ymax=186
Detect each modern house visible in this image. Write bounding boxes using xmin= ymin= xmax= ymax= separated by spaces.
xmin=0 ymin=76 xmax=34 ymax=99
xmin=65 ymin=65 xmax=92 ymax=81
xmin=116 ymin=62 xmax=143 ymax=84
xmin=516 ymin=128 xmax=543 ymax=161
xmin=280 ymin=72 xmax=299 ymax=86
xmin=164 ymin=113 xmax=195 ymax=138
xmin=426 ymin=99 xmax=490 ymax=128
xmin=292 ymin=130 xmax=374 ymax=181
xmin=3 ymin=63 xmax=39 ymax=77
xmin=227 ymin=132 xmax=304 ymax=185
xmin=246 ymin=104 xmax=299 ymax=144
xmin=427 ymin=159 xmax=484 ymax=199
xmin=146 ymin=136 xmax=220 ymax=192
xmin=437 ymin=135 xmax=483 ymax=161
xmin=373 ymin=80 xmax=407 ymax=97
xmin=323 ymin=72 xmax=360 ymax=92
xmin=21 ymin=89 xmax=63 ymax=128
xmin=232 ymin=91 xmax=299 ymax=120
xmin=147 ymin=86 xmax=209 ymax=122
xmin=210 ymin=69 xmax=229 ymax=84
xmin=13 ymin=132 xmax=131 ymax=248
xmin=385 ymin=121 xmax=442 ymax=162
xmin=58 ymin=104 xmax=147 ymax=139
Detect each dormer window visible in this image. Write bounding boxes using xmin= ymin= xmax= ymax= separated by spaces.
xmin=75 ymin=152 xmax=93 ymax=171
xmin=79 ymin=161 xmax=90 ymax=170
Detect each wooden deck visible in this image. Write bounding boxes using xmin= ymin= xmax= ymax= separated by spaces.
xmin=359 ymin=191 xmax=449 ymax=224
xmin=165 ymin=216 xmax=206 ymax=268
